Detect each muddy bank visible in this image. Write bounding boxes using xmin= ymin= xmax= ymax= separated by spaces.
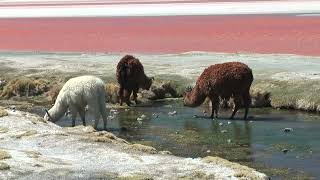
xmin=0 ymin=107 xmax=267 ymax=179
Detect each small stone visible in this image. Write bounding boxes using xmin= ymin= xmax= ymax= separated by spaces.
xmin=33 ymin=164 xmax=43 ymax=167
xmin=120 ymin=127 xmax=128 ymax=131
xmin=168 ymin=111 xmax=177 ymax=116
xmin=125 ymin=109 xmax=130 ymax=112
xmin=113 ymin=111 xmax=119 ymax=115
xmin=159 ymin=151 xmax=172 ymax=155
xmin=227 ymin=121 xmax=232 ymax=125
xmin=175 ymin=131 xmax=179 ymax=134
xmin=193 ymin=115 xmax=198 ymax=118
xmin=206 ymin=150 xmax=211 ymax=153
xmin=221 ymin=130 xmax=228 ymax=133
xmin=110 ymin=109 xmax=117 ymax=113
xmin=283 ymin=128 xmax=293 ymax=132
xmin=219 ymin=122 xmax=223 ymax=126
xmin=227 ymin=139 xmax=232 ymax=143
xmin=282 ymin=149 xmax=289 ymax=153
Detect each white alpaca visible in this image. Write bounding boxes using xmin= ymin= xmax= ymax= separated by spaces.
xmin=44 ymin=75 xmax=108 ymax=130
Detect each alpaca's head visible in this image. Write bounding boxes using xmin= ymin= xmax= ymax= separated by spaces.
xmin=183 ymin=86 xmax=194 ymax=106
xmin=183 ymin=85 xmax=206 ymax=107
xmin=141 ymin=76 xmax=154 ymax=90
xmin=44 ymin=109 xmax=55 ymax=122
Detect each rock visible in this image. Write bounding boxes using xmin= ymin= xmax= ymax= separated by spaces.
xmin=221 ymin=130 xmax=228 ymax=134
xmin=193 ymin=115 xmax=198 ymax=118
xmin=152 ymin=113 xmax=159 ymax=118
xmin=227 ymin=121 xmax=232 ymax=125
xmin=227 ymin=139 xmax=232 ymax=144
xmin=219 ymin=123 xmax=223 ymax=126
xmin=283 ymin=128 xmax=293 ymax=132
xmin=107 ymin=115 xmax=114 ymax=120
xmin=168 ymin=111 xmax=177 ymax=116
xmin=110 ymin=109 xmax=118 ymax=113
xmin=0 ymin=162 xmax=10 ymax=170
xmin=206 ymin=150 xmax=211 ymax=153
xmin=282 ymin=149 xmax=289 ymax=153
xmin=159 ymin=151 xmax=172 ymax=155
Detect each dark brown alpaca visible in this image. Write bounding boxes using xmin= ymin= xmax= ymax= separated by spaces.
xmin=116 ymin=55 xmax=153 ymax=106
xmin=183 ymin=62 xmax=253 ymax=120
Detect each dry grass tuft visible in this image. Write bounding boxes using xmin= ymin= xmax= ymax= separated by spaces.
xmin=203 ymin=156 xmax=266 ymax=180
xmin=126 ymin=144 xmax=158 ymax=154
xmin=1 ymin=77 xmax=50 ymax=99
xmin=47 ymin=84 xmax=62 ymax=104
xmin=0 ymin=149 xmax=11 ymax=160
xmin=0 ymin=107 xmax=8 ymax=117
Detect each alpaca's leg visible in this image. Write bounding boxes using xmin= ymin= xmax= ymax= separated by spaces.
xmin=87 ymin=99 xmax=100 ymax=129
xmin=78 ymin=107 xmax=86 ymax=126
xmin=242 ymin=91 xmax=251 ymax=120
xmin=133 ymin=88 xmax=139 ymax=104
xmin=97 ymin=92 xmax=108 ymax=130
xmin=124 ymin=89 xmax=132 ymax=106
xmin=210 ymin=96 xmax=219 ymax=119
xmin=69 ymin=106 xmax=77 ymax=127
xmin=230 ymin=96 xmax=241 ymax=119
xmin=100 ymin=104 xmax=108 ymax=130
xmin=118 ymin=86 xmax=124 ymax=106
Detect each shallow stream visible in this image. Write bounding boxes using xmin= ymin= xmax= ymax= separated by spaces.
xmin=34 ymin=100 xmax=320 ymax=179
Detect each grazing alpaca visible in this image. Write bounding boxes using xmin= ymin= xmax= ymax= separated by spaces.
xmin=116 ymin=55 xmax=153 ymax=106
xmin=44 ymin=75 xmax=108 ymax=130
xmin=183 ymin=62 xmax=253 ymax=120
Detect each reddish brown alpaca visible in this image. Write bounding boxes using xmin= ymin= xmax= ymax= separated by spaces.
xmin=116 ymin=55 xmax=153 ymax=106
xmin=183 ymin=62 xmax=253 ymax=120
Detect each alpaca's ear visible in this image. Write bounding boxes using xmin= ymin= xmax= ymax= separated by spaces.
xmin=185 ymin=86 xmax=192 ymax=92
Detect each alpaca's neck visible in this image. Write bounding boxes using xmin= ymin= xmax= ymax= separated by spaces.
xmin=184 ymin=84 xmax=206 ymax=107
xmin=48 ymin=100 xmax=67 ymax=122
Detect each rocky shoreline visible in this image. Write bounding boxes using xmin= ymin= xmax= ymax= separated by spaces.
xmin=0 ymin=108 xmax=267 ymax=179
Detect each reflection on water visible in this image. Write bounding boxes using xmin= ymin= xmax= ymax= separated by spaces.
xmin=36 ymin=101 xmax=320 ymax=179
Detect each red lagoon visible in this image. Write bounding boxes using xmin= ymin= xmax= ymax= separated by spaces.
xmin=0 ymin=15 xmax=319 ymax=56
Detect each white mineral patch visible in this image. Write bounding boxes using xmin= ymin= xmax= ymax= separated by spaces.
xmin=0 ymin=110 xmax=268 ymax=179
